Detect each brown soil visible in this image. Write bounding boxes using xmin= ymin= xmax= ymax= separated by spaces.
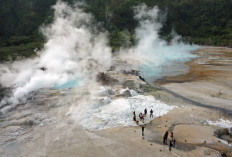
xmin=156 ymin=46 xmax=232 ymax=85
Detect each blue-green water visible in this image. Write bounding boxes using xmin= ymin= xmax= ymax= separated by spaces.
xmin=53 ymin=44 xmax=199 ymax=89
xmin=53 ymin=78 xmax=84 ymax=89
xmin=140 ymin=44 xmax=199 ymax=82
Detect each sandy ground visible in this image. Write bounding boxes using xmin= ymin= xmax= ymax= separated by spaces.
xmin=157 ymin=46 xmax=232 ymax=114
xmin=3 ymin=91 xmax=230 ymax=157
xmin=1 ymin=46 xmax=232 ymax=157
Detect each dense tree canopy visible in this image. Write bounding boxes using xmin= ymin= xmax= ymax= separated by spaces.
xmin=0 ymin=0 xmax=232 ymax=61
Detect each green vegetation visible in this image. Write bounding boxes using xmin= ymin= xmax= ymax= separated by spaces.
xmin=0 ymin=0 xmax=232 ymax=61
xmin=0 ymin=0 xmax=56 ymax=61
xmin=0 ymin=40 xmax=43 ymax=61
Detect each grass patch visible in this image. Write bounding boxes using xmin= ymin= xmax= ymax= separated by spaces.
xmin=0 ymin=41 xmax=43 ymax=61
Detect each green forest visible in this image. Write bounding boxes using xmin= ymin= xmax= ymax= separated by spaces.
xmin=0 ymin=0 xmax=232 ymax=61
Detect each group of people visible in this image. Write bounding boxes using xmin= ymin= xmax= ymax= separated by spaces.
xmin=133 ymin=108 xmax=154 ymax=123
xmin=133 ymin=109 xmax=177 ymax=152
xmin=133 ymin=109 xmax=177 ymax=151
xmin=163 ymin=131 xmax=176 ymax=151
xmin=133 ymin=109 xmax=154 ymax=138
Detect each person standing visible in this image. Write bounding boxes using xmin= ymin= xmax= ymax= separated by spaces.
xmin=139 ymin=112 xmax=143 ymax=120
xmin=163 ymin=131 xmax=169 ymax=144
xmin=171 ymin=132 xmax=174 ymax=141
xmin=133 ymin=111 xmax=136 ymax=121
xmin=150 ymin=109 xmax=153 ymax=118
xmin=144 ymin=108 xmax=147 ymax=115
xmin=169 ymin=140 xmax=172 ymax=151
xmin=141 ymin=125 xmax=146 ymax=137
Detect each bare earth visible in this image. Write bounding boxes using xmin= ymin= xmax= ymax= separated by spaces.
xmin=157 ymin=46 xmax=232 ymax=113
xmin=1 ymin=46 xmax=232 ymax=157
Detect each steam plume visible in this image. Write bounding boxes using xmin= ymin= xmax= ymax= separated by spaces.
xmin=118 ymin=4 xmax=197 ymax=82
xmin=0 ymin=1 xmax=112 ymax=109
xmin=0 ymin=2 xmax=198 ymax=117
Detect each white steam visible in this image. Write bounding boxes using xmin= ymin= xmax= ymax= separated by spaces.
xmin=0 ymin=2 xmax=198 ymax=131
xmin=64 ymin=4 xmax=198 ymax=130
xmin=119 ymin=4 xmax=198 ymax=81
xmin=0 ymin=1 xmax=111 ymax=106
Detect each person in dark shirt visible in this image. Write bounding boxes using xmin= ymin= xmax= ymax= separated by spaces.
xmin=171 ymin=132 xmax=174 ymax=141
xmin=163 ymin=131 xmax=169 ymax=144
xmin=139 ymin=112 xmax=143 ymax=120
xmin=141 ymin=125 xmax=146 ymax=137
xmin=150 ymin=109 xmax=153 ymax=118
xmin=144 ymin=108 xmax=147 ymax=115
xmin=133 ymin=111 xmax=136 ymax=121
